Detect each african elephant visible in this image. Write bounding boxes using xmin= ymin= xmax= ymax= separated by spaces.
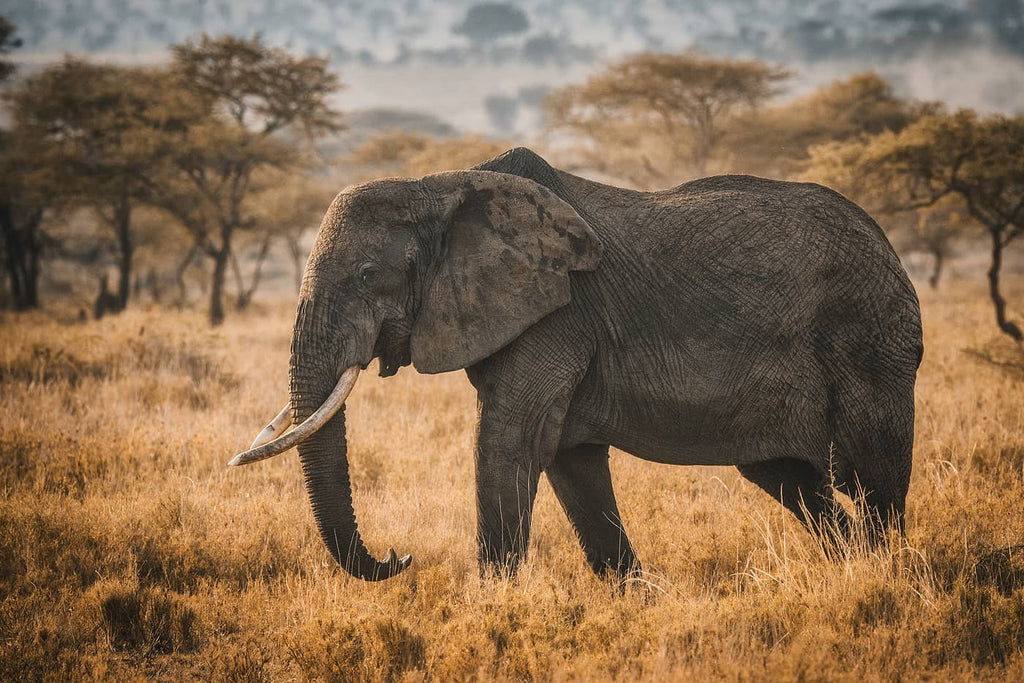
xmin=230 ymin=147 xmax=923 ymax=583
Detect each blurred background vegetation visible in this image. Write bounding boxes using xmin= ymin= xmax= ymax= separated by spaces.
xmin=1 ymin=9 xmax=1020 ymax=338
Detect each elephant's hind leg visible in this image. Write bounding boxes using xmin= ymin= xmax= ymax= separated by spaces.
xmin=737 ymin=458 xmax=850 ymax=549
xmin=832 ymin=403 xmax=914 ymax=544
xmin=826 ymin=355 xmax=917 ymax=544
xmin=546 ymin=444 xmax=641 ymax=581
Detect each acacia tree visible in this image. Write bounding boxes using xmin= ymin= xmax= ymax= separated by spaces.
xmin=8 ymin=59 xmax=194 ymax=310
xmin=153 ymin=34 xmax=342 ymax=325
xmin=808 ymin=110 xmax=1024 ymax=340
xmin=546 ymin=52 xmax=788 ymax=183
xmin=0 ymin=15 xmax=45 ymax=310
xmin=725 ymin=72 xmax=927 ymax=178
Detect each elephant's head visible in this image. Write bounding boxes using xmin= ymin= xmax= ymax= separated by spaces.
xmin=229 ymin=170 xmax=601 ymax=581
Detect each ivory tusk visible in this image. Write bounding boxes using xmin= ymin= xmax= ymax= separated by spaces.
xmin=228 ymin=366 xmax=360 ymax=467
xmin=249 ymin=403 xmax=293 ymax=449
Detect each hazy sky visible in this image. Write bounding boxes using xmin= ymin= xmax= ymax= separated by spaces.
xmin=7 ymin=0 xmax=1024 ymax=134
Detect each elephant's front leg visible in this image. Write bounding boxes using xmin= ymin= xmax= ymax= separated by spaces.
xmin=467 ymin=326 xmax=591 ymax=578
xmin=471 ymin=369 xmax=576 ymax=577
xmin=546 ymin=444 xmax=641 ymax=582
xmin=475 ymin=446 xmax=542 ymax=576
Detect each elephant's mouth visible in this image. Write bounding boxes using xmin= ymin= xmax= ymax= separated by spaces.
xmin=373 ymin=320 xmax=412 ymax=377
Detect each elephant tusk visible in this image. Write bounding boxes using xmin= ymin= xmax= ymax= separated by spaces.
xmin=249 ymin=403 xmax=293 ymax=449
xmin=228 ymin=366 xmax=360 ymax=467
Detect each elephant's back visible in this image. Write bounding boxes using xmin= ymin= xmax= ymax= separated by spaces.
xmin=653 ymin=175 xmax=899 ymax=277
xmin=559 ymin=170 xmax=921 ymax=352
xmin=649 ymin=175 xmax=917 ymax=317
xmin=660 ymin=175 xmax=922 ymax=375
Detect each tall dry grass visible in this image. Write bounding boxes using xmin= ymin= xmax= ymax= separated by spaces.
xmin=1 ymin=280 xmax=1022 ymax=680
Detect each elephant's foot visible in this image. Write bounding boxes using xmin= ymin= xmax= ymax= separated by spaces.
xmin=589 ymin=551 xmax=643 ymax=591
xmin=474 ymin=448 xmax=542 ymax=581
xmin=738 ymin=457 xmax=855 ymax=556
xmin=476 ymin=544 xmax=526 ymax=580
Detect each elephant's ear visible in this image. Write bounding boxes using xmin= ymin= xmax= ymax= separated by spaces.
xmin=410 ymin=170 xmax=602 ymax=374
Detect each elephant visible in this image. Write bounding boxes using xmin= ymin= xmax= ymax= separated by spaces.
xmin=229 ymin=147 xmax=923 ymax=583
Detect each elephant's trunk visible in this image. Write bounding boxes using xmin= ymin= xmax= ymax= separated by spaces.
xmin=289 ymin=306 xmax=411 ymax=581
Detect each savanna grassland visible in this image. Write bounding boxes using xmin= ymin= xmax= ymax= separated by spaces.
xmin=1 ymin=278 xmax=1023 ymax=681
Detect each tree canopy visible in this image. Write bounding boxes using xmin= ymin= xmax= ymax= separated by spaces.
xmin=172 ymin=34 xmax=342 ymax=138
xmin=546 ymin=52 xmax=789 ymax=183
xmin=725 ymin=72 xmax=927 ymax=178
xmin=8 ymin=59 xmax=198 ymax=308
xmin=154 ymin=33 xmax=343 ymax=325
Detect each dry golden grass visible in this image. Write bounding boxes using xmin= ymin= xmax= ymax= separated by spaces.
xmin=1 ymin=280 xmax=1023 ymax=681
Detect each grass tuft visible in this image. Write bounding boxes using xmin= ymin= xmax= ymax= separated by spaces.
xmin=286 ymin=616 xmax=427 ymax=681
xmin=99 ymin=583 xmax=200 ymax=654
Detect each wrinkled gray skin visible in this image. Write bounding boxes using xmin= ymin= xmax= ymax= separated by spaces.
xmin=287 ymin=147 xmax=923 ymax=582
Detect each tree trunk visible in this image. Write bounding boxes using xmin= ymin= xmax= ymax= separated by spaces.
xmin=287 ymin=235 xmax=305 ymax=295
xmin=24 ymin=225 xmax=40 ymax=308
xmin=987 ymin=226 xmax=1022 ymax=342
xmin=1 ymin=201 xmax=21 ymax=306
xmin=1 ymin=201 xmax=44 ymax=310
xmin=147 ymin=268 xmax=162 ymax=303
xmin=209 ymin=223 xmax=233 ymax=326
xmin=175 ymin=244 xmax=199 ymax=304
xmin=231 ymin=235 xmax=272 ymax=311
xmin=691 ymin=138 xmax=710 ymax=178
xmin=928 ymin=247 xmax=944 ymax=289
xmin=114 ymin=197 xmax=133 ymax=309
xmin=210 ymin=248 xmax=229 ymax=326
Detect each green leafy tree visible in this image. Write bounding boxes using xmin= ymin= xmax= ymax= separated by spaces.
xmin=546 ymin=52 xmax=789 ymax=183
xmin=153 ymin=34 xmax=342 ymax=325
xmin=807 ymin=110 xmax=1024 ymax=340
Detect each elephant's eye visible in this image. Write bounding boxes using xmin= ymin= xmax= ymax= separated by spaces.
xmin=358 ymin=264 xmax=378 ymax=289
